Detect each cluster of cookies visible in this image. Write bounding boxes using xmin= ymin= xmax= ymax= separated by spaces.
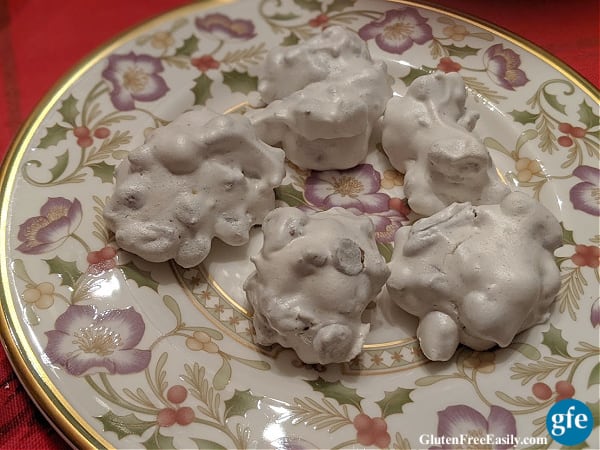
xmin=104 ymin=26 xmax=562 ymax=364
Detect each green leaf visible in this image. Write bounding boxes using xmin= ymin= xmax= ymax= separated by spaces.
xmin=96 ymin=411 xmax=156 ymax=439
xmin=375 ymin=387 xmax=414 ymax=418
xmin=224 ymin=389 xmax=262 ymax=420
xmin=543 ymin=91 xmax=567 ymax=115
xmin=509 ymin=342 xmax=541 ymax=360
xmin=222 ymin=70 xmax=258 ymax=95
xmin=48 ymin=150 xmax=70 ymax=182
xmin=186 ymin=326 xmax=223 ymax=340
xmin=588 ymin=362 xmax=600 ymax=388
xmin=377 ymin=242 xmax=394 ymax=263
xmin=163 ymin=295 xmax=182 ymax=325
xmin=213 ymin=356 xmax=232 ymax=391
xmin=44 ymin=257 xmax=83 ymax=288
xmin=87 ymin=161 xmax=115 ymax=183
xmin=192 ymin=73 xmax=213 ymax=105
xmin=560 ymin=222 xmax=577 ymax=246
xmin=577 ymin=100 xmax=599 ymax=130
xmin=509 ymin=109 xmax=539 ymax=125
xmin=120 ymin=261 xmax=159 ymax=291
xmin=58 ymin=94 xmax=80 ymax=127
xmin=293 ymin=0 xmax=322 ymax=11
xmin=142 ymin=430 xmax=175 ymax=449
xmin=190 ymin=438 xmax=228 ymax=450
xmin=444 ymin=44 xmax=479 ymax=59
xmin=415 ymin=374 xmax=455 ymax=386
xmin=268 ymin=13 xmax=301 ymax=20
xmin=399 ymin=66 xmax=431 ymax=87
xmin=275 ymin=183 xmax=306 ymax=207
xmin=175 ymin=35 xmax=199 ymax=57
xmin=12 ymin=259 xmax=35 ymax=285
xmin=306 ymin=377 xmax=364 ymax=409
xmin=24 ymin=304 xmax=40 ymax=326
xmin=281 ymin=32 xmax=300 ymax=47
xmin=541 ymin=324 xmax=570 ymax=358
xmin=326 ymin=0 xmax=357 ymax=13
xmin=38 ymin=123 xmax=69 ymax=148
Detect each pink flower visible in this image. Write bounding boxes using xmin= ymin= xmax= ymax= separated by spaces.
xmin=45 ymin=305 xmax=151 ymax=376
xmin=569 ymin=165 xmax=599 ymax=216
xmin=432 ymin=404 xmax=516 ymax=450
xmin=483 ymin=44 xmax=529 ymax=90
xmin=195 ymin=13 xmax=256 ymax=40
xmin=102 ymin=52 xmax=169 ymax=111
xmin=304 ymin=164 xmax=390 ymax=213
xmin=358 ymin=8 xmax=433 ymax=54
xmin=17 ymin=197 xmax=82 ymax=254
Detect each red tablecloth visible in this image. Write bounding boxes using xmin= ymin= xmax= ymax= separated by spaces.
xmin=0 ymin=1 xmax=598 ymax=448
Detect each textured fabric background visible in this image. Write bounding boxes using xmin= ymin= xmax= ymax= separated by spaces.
xmin=0 ymin=1 xmax=598 ymax=448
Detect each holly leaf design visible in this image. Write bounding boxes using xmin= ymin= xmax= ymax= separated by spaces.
xmin=508 ymin=342 xmax=541 ymax=361
xmin=375 ymin=387 xmax=414 ymax=418
xmin=541 ymin=324 xmax=570 ymax=358
xmin=175 ymin=35 xmax=199 ymax=57
xmin=281 ymin=32 xmax=300 ymax=47
xmin=120 ymin=261 xmax=159 ymax=291
xmin=58 ymin=94 xmax=80 ymax=127
xmin=444 ymin=44 xmax=479 ymax=59
xmin=87 ymin=161 xmax=115 ymax=183
xmin=222 ymin=70 xmax=258 ymax=94
xmin=400 ymin=66 xmax=433 ymax=87
xmin=377 ymin=242 xmax=394 ymax=263
xmin=190 ymin=438 xmax=228 ymax=450
xmin=306 ymin=377 xmax=363 ymax=409
xmin=293 ymin=0 xmax=322 ymax=12
xmin=326 ymin=0 xmax=357 ymax=13
xmin=224 ymin=389 xmax=262 ymax=420
xmin=142 ymin=430 xmax=175 ymax=449
xmin=542 ymin=90 xmax=567 ymax=115
xmin=96 ymin=411 xmax=155 ymax=439
xmin=38 ymin=123 xmax=69 ymax=148
xmin=48 ymin=150 xmax=70 ymax=182
xmin=509 ymin=109 xmax=539 ymax=125
xmin=588 ymin=362 xmax=599 ymax=388
xmin=43 ymin=257 xmax=83 ymax=288
xmin=275 ymin=183 xmax=306 ymax=207
xmin=577 ymin=99 xmax=599 ymax=130
xmin=561 ymin=222 xmax=577 ymax=246
xmin=191 ymin=73 xmax=213 ymax=105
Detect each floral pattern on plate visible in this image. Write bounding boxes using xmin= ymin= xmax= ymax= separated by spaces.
xmin=1 ymin=0 xmax=598 ymax=449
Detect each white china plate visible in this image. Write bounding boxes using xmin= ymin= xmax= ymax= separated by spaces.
xmin=1 ymin=1 xmax=598 ymax=448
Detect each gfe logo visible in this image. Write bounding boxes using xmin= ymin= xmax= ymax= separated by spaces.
xmin=546 ymin=399 xmax=594 ymax=446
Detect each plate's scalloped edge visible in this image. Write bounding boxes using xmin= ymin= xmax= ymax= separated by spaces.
xmin=0 ymin=0 xmax=597 ymax=449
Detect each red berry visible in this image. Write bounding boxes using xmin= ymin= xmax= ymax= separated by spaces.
xmin=371 ymin=417 xmax=388 ymax=433
xmin=156 ymin=408 xmax=177 ymax=427
xmin=73 ymin=126 xmax=90 ymax=138
xmin=94 ymin=127 xmax=110 ymax=139
xmin=555 ymin=380 xmax=575 ymax=398
xmin=532 ymin=382 xmax=552 ymax=400
xmin=375 ymin=431 xmax=391 ymax=449
xmin=87 ymin=251 xmax=101 ymax=264
xmin=353 ymin=413 xmax=373 ymax=432
xmin=77 ymin=136 xmax=93 ymax=148
xmin=570 ymin=127 xmax=586 ymax=138
xmin=558 ymin=123 xmax=573 ymax=134
xmin=557 ymin=136 xmax=573 ymax=147
xmin=175 ymin=406 xmax=195 ymax=425
xmin=99 ymin=246 xmax=117 ymax=260
xmin=356 ymin=430 xmax=375 ymax=446
xmin=167 ymin=385 xmax=188 ymax=404
xmin=388 ymin=197 xmax=405 ymax=212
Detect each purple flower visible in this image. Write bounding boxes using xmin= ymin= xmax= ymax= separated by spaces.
xmin=370 ymin=209 xmax=407 ymax=243
xmin=431 ymin=404 xmax=516 ymax=450
xmin=45 ymin=304 xmax=151 ymax=376
xmin=304 ymin=164 xmax=390 ymax=213
xmin=570 ymin=165 xmax=599 ymax=216
xmin=358 ymin=8 xmax=433 ymax=54
xmin=17 ymin=197 xmax=82 ymax=254
xmin=592 ymin=298 xmax=600 ymax=327
xmin=102 ymin=52 xmax=169 ymax=111
xmin=483 ymin=44 xmax=529 ymax=90
xmin=195 ymin=13 xmax=256 ymax=40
